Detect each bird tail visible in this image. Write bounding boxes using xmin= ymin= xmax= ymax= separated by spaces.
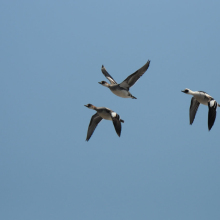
xmin=131 ymin=95 xmax=137 ymax=99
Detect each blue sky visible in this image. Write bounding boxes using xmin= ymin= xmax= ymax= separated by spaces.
xmin=1 ymin=0 xmax=220 ymax=219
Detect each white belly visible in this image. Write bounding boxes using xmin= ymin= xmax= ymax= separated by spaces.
xmin=98 ymin=111 xmax=112 ymax=120
xmin=194 ymin=94 xmax=209 ymax=106
xmin=111 ymin=88 xmax=130 ymax=98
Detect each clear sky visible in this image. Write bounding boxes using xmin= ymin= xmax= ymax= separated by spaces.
xmin=1 ymin=0 xmax=220 ymax=219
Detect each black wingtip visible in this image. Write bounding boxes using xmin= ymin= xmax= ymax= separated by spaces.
xmin=208 ymin=124 xmax=214 ymax=131
xmin=116 ymin=130 xmax=121 ymax=137
xmin=190 ymin=120 xmax=194 ymax=125
xmin=208 ymin=123 xmax=214 ymax=131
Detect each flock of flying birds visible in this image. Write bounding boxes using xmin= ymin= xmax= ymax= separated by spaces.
xmin=85 ymin=60 xmax=219 ymax=141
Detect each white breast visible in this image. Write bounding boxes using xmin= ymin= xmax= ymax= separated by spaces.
xmin=98 ymin=111 xmax=112 ymax=120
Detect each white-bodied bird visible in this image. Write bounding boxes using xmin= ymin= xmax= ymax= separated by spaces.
xmin=182 ymin=88 xmax=220 ymax=130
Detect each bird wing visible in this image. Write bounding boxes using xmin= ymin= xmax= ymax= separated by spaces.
xmin=101 ymin=65 xmax=117 ymax=84
xmin=119 ymin=60 xmax=150 ymax=89
xmin=86 ymin=113 xmax=102 ymax=141
xmin=111 ymin=113 xmax=122 ymax=137
xmin=189 ymin=97 xmax=200 ymax=125
xmin=208 ymin=100 xmax=217 ymax=131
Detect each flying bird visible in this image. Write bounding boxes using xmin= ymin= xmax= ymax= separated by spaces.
xmin=99 ymin=60 xmax=150 ymax=99
xmin=182 ymin=88 xmax=220 ymax=130
xmin=84 ymin=104 xmax=124 ymax=141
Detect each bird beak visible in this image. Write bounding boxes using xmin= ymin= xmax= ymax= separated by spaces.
xmin=98 ymin=82 xmax=102 ymax=84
